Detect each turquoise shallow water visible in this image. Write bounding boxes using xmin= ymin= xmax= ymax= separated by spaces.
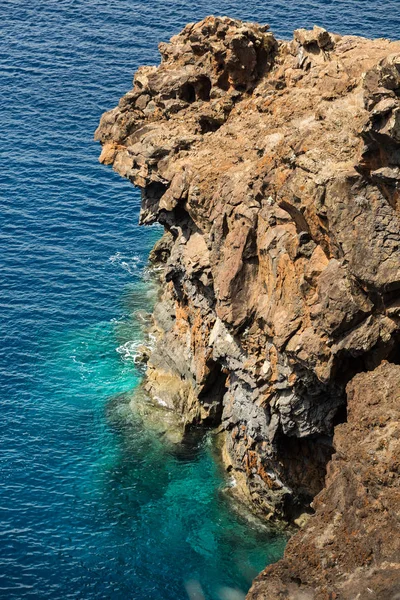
xmin=1 ymin=1 xmax=399 ymax=598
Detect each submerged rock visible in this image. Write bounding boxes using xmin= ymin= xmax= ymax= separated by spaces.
xmin=96 ymin=16 xmax=400 ymax=597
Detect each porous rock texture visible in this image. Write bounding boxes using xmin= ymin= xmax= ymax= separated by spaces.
xmin=96 ymin=16 xmax=400 ymax=596
xmin=248 ymin=362 xmax=400 ymax=599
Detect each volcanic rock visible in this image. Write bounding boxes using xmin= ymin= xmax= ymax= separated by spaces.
xmin=96 ymin=16 xmax=400 ymax=597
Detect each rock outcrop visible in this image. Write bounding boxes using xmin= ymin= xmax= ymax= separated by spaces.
xmin=96 ymin=16 xmax=400 ymax=597
xmin=248 ymin=362 xmax=400 ymax=600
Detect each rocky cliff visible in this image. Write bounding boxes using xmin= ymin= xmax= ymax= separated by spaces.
xmin=248 ymin=361 xmax=400 ymax=599
xmin=96 ymin=16 xmax=400 ymax=598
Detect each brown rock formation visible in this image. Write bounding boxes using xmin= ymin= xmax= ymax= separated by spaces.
xmin=248 ymin=361 xmax=400 ymax=599
xmin=95 ymin=16 xmax=400 ymax=594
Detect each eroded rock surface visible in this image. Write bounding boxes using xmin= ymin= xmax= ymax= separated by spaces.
xmin=95 ymin=14 xmax=400 ymax=583
xmin=248 ymin=362 xmax=400 ymax=599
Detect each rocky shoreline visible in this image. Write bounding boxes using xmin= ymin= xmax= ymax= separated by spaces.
xmin=96 ymin=16 xmax=400 ymax=598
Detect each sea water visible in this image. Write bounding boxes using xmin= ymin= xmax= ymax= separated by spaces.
xmin=1 ymin=1 xmax=399 ymax=598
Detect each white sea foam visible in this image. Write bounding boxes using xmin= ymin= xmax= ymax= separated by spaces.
xmin=148 ymin=333 xmax=157 ymax=347
xmin=110 ymin=316 xmax=123 ymax=324
xmin=116 ymin=340 xmax=143 ymax=362
xmin=109 ymin=252 xmax=143 ymax=276
xmin=143 ymin=265 xmax=163 ymax=280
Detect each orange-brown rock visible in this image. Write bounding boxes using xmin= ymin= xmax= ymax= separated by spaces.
xmin=96 ymin=16 xmax=400 ymax=526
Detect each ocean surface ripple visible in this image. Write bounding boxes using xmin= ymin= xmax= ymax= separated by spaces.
xmin=1 ymin=1 xmax=398 ymax=598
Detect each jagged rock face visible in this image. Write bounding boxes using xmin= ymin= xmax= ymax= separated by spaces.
xmin=248 ymin=361 xmax=400 ymax=600
xmin=95 ymin=16 xmax=400 ymax=518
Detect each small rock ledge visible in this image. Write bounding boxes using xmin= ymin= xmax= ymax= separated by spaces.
xmin=96 ymin=16 xmax=400 ymax=599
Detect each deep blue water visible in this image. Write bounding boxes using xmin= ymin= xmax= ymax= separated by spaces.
xmin=1 ymin=1 xmax=399 ymax=599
